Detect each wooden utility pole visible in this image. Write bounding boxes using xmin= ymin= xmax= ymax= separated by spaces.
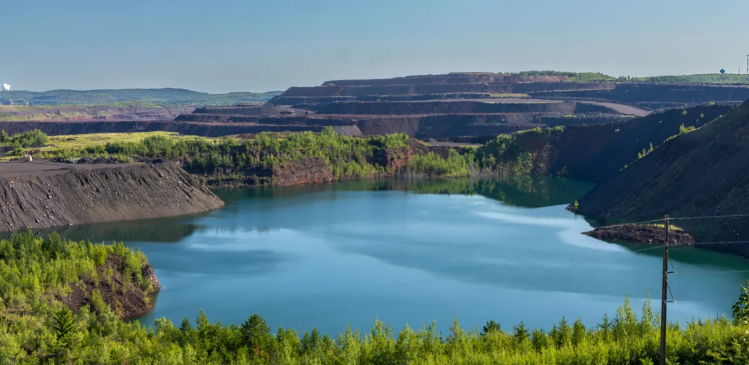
xmin=660 ymin=216 xmax=670 ymax=365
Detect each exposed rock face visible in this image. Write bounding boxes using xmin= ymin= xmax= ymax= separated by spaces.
xmin=0 ymin=161 xmax=224 ymax=232
xmin=141 ymin=263 xmax=161 ymax=291
xmin=583 ymin=224 xmax=695 ymax=245
xmin=60 ymin=254 xmax=161 ymax=319
xmin=271 ymin=157 xmax=334 ymax=186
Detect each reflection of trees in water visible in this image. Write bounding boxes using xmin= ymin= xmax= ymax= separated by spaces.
xmin=214 ymin=177 xmax=594 ymax=209
xmin=369 ymin=177 xmax=594 ymax=208
xmin=0 ymin=219 xmax=201 ymax=244
xmin=193 ymin=225 xmax=281 ymax=235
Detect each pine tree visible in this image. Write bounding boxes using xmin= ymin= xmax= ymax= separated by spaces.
xmin=481 ymin=320 xmax=501 ymax=336
xmin=240 ymin=314 xmax=272 ymax=356
xmin=513 ymin=321 xmax=529 ymax=344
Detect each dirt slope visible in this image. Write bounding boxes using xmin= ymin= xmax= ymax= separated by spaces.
xmin=0 ymin=161 xmax=224 ymax=231
xmin=481 ymin=104 xmax=732 ymax=183
xmin=575 ymin=99 xmax=749 ymax=256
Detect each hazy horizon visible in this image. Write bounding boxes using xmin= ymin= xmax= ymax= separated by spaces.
xmin=4 ymin=0 xmax=749 ymax=93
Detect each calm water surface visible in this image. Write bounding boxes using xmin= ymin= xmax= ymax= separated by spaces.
xmin=51 ymin=178 xmax=749 ymax=334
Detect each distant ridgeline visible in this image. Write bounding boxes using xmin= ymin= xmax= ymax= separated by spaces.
xmin=0 ymin=88 xmax=282 ymax=107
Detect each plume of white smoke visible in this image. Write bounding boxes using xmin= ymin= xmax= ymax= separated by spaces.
xmin=1 ymin=84 xmax=10 ymax=91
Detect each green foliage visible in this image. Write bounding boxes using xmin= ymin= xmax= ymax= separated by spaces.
xmin=732 ymin=280 xmax=749 ymax=323
xmin=678 ymin=124 xmax=696 ymax=135
xmin=476 ymin=127 xmax=563 ymax=174
xmin=498 ymin=70 xmax=616 ymax=82
xmin=409 ymin=150 xmax=474 ymax=177
xmin=637 ymin=143 xmax=655 ymax=160
xmin=0 ymin=231 xmax=151 ymax=312
xmin=3 ymin=234 xmax=749 ymax=363
xmin=38 ymin=129 xmax=422 ymax=183
xmin=643 ymin=74 xmax=749 ymax=84
xmin=0 ymin=129 xmax=49 ymax=148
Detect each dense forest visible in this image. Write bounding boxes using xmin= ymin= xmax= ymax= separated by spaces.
xmin=1 ymin=232 xmax=749 ymax=364
xmin=3 ymin=127 xmax=567 ymax=183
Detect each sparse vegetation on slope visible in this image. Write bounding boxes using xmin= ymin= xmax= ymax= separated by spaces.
xmin=575 ymin=99 xmax=749 ymax=257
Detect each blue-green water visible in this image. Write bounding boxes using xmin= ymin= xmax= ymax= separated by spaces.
xmin=49 ymin=178 xmax=749 ymax=334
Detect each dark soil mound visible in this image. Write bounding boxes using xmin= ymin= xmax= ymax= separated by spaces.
xmin=0 ymin=161 xmax=224 ymax=231
xmin=576 ymin=98 xmax=749 ymax=257
xmin=477 ymin=104 xmax=732 ymax=183
xmin=583 ymin=224 xmax=694 ymax=245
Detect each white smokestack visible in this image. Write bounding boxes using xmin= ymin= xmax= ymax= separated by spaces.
xmin=2 ymin=84 xmax=10 ymax=91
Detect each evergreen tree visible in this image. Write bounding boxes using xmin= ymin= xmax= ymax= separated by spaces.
xmin=513 ymin=321 xmax=530 ymax=344
xmin=481 ymin=320 xmax=501 ymax=336
xmin=240 ymin=314 xmax=272 ymax=356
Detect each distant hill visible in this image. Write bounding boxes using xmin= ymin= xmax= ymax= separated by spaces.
xmin=0 ymin=88 xmax=282 ymax=107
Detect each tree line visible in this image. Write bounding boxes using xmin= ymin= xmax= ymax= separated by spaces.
xmin=2 ymin=232 xmax=749 ymax=364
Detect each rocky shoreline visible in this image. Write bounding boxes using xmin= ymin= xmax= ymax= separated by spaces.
xmin=583 ymin=224 xmax=695 ymax=245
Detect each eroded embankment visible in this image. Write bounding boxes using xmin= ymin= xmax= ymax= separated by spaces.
xmin=0 ymin=161 xmax=224 ymax=231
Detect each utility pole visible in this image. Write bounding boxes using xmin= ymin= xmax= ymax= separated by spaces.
xmin=660 ymin=216 xmax=670 ymax=365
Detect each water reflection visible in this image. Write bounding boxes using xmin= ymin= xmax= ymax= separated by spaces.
xmin=9 ymin=178 xmax=748 ymax=335
xmin=213 ymin=176 xmax=596 ymax=210
xmin=0 ymin=216 xmax=203 ymax=243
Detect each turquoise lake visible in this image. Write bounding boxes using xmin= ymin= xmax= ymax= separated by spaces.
xmin=48 ymin=178 xmax=749 ymax=335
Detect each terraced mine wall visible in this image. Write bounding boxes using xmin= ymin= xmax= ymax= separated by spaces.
xmin=311 ymin=101 xmax=577 ymax=115
xmin=322 ymin=74 xmax=571 ymax=86
xmin=273 ymin=82 xmax=613 ymax=101
xmin=192 ymin=105 xmax=300 ymax=116
xmin=539 ymin=83 xmax=749 ymax=108
xmin=0 ymin=162 xmax=224 ymax=231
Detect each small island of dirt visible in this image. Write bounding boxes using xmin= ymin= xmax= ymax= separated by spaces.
xmin=583 ymin=224 xmax=695 ymax=245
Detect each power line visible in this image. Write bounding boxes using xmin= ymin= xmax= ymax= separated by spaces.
xmin=630 ymin=245 xmax=664 ymax=253
xmin=672 ymin=269 xmax=749 ymax=275
xmin=690 ymin=240 xmax=749 ymax=246
xmin=607 ymin=213 xmax=749 ymax=226
xmin=669 ymin=213 xmax=749 ymax=221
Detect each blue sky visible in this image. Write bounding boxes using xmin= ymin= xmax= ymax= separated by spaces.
xmin=3 ymin=0 xmax=748 ymax=93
